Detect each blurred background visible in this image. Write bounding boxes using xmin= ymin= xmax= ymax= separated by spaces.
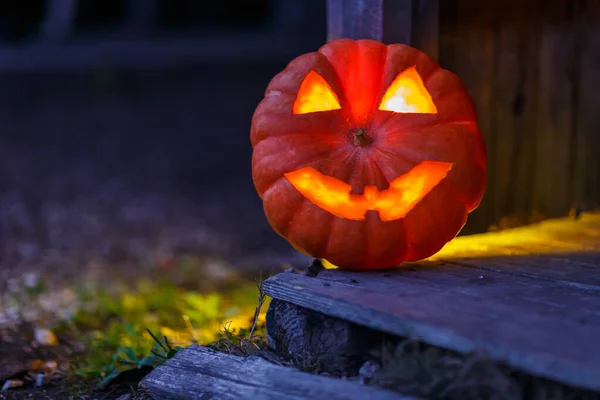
xmin=0 ymin=0 xmax=598 ymax=289
xmin=0 ymin=0 xmax=325 ymax=287
xmin=0 ymin=2 xmax=598 ymax=397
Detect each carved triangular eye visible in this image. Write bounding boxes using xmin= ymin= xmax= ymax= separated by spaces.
xmin=379 ymin=66 xmax=437 ymax=114
xmin=293 ymin=70 xmax=341 ymax=115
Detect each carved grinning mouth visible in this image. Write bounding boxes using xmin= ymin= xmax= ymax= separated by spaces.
xmin=284 ymin=161 xmax=454 ymax=221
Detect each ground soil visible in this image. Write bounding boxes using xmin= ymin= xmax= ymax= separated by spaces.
xmin=0 ymin=62 xmax=311 ymax=292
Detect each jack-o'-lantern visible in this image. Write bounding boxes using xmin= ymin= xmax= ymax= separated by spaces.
xmin=250 ymin=39 xmax=487 ymax=270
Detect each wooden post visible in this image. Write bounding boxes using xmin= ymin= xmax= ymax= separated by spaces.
xmin=326 ymin=0 xmax=439 ymax=60
xmin=382 ymin=0 xmax=413 ymax=45
xmin=412 ymin=0 xmax=440 ymax=60
xmin=327 ymin=0 xmax=384 ymax=42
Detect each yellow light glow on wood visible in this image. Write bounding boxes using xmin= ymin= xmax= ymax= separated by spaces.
xmin=293 ymin=70 xmax=341 ymax=114
xmin=284 ymin=161 xmax=453 ymax=221
xmin=379 ymin=66 xmax=437 ymax=114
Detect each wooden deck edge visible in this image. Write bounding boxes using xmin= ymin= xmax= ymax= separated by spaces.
xmin=262 ymin=269 xmax=600 ymax=394
xmin=139 ymin=344 xmax=418 ymax=400
xmin=264 ymin=293 xmax=600 ymax=399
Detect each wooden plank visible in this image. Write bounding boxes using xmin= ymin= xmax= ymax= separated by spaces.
xmin=489 ymin=0 xmax=539 ymax=226
xmin=411 ymin=0 xmax=439 ymax=60
xmin=263 ymin=268 xmax=600 ymax=392
xmin=317 ymin=260 xmax=600 ymax=313
xmin=451 ymin=1 xmax=496 ymax=233
xmin=573 ymin=1 xmax=600 ymax=210
xmin=531 ymin=0 xmax=577 ymax=218
xmin=140 ymin=345 xmax=416 ymax=400
xmin=449 ymin=254 xmax=600 ymax=291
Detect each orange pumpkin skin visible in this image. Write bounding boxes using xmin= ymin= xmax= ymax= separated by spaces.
xmin=250 ymin=39 xmax=487 ymax=270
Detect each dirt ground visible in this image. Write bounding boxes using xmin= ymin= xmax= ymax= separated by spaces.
xmin=0 ymin=62 xmax=311 ymax=291
xmin=0 ymin=57 xmax=314 ymax=399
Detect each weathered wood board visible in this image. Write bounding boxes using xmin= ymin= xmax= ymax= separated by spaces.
xmin=140 ymin=345 xmax=417 ymax=400
xmin=263 ymin=212 xmax=600 ymax=392
xmin=449 ymin=0 xmax=600 ymax=233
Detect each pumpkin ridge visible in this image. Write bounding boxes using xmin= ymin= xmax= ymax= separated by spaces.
xmin=317 ymin=40 xmax=356 ymax=112
xmin=378 ymin=44 xmax=390 ymax=117
xmin=445 ymin=162 xmax=487 ymax=211
xmin=397 ymin=216 xmax=411 ymax=264
xmin=256 ymin=131 xmax=343 ymax=147
xmin=320 ymin=157 xmax=361 ymax=261
xmin=371 ymin=146 xmax=420 ymax=180
xmin=259 ymin=175 xmax=287 ymax=203
xmin=357 ymin=39 xmax=389 ymax=121
xmin=379 ymin=120 xmax=481 ymax=168
xmin=329 ymin=146 xmax=362 ymax=193
xmin=440 ymin=179 xmax=471 ymax=211
xmin=430 ymin=88 xmax=472 ymax=104
xmin=312 ymin=207 xmax=335 ymax=258
xmin=286 ymin=197 xmax=334 ymax=257
xmin=380 ymin=119 xmax=478 ymax=142
xmin=319 ymin=39 xmax=389 ymax=124
xmin=421 ymin=64 xmax=442 ymax=86
xmin=260 ymin=176 xmax=304 ymax=238
xmin=369 ymin=152 xmax=397 ymax=183
xmin=250 ymin=111 xmax=349 ymax=147
xmin=374 ymin=141 xmax=452 ymax=181
xmin=253 ymin=145 xmax=344 ymax=197
xmin=363 ymin=212 xmax=371 ymax=267
xmin=363 ymin=153 xmax=391 ymax=191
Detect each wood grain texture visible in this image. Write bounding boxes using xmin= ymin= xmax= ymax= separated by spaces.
xmin=381 ymin=0 xmax=413 ymax=45
xmin=411 ymin=0 xmax=440 ymax=60
xmin=451 ymin=1 xmax=496 ymax=233
xmin=263 ymin=212 xmax=600 ymax=392
xmin=531 ymin=0 xmax=578 ymax=218
xmin=437 ymin=0 xmax=600 ymax=231
xmin=449 ymin=254 xmax=600 ymax=291
xmin=327 ymin=0 xmax=384 ymax=42
xmin=265 ymin=298 xmax=384 ymax=376
xmin=574 ymin=0 xmax=600 ymax=210
xmin=263 ymin=266 xmax=600 ymax=392
xmin=140 ymin=345 xmax=417 ymax=400
xmin=489 ymin=0 xmax=539 ymax=225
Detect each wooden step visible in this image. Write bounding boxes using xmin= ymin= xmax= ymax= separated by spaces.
xmin=140 ymin=345 xmax=416 ymax=400
xmin=263 ymin=212 xmax=600 ymax=394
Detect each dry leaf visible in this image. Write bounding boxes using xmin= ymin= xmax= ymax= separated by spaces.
xmin=34 ymin=327 xmax=58 ymax=346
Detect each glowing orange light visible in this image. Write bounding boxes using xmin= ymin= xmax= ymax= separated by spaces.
xmin=284 ymin=161 xmax=453 ymax=221
xmin=293 ymin=70 xmax=341 ymax=114
xmin=379 ymin=66 xmax=437 ymax=114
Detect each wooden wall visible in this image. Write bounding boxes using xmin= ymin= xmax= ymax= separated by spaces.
xmin=436 ymin=0 xmax=600 ymax=234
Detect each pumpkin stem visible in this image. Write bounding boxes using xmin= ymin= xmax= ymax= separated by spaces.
xmin=352 ymin=128 xmax=371 ymax=147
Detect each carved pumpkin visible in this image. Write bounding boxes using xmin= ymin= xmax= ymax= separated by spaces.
xmin=251 ymin=39 xmax=487 ymax=270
